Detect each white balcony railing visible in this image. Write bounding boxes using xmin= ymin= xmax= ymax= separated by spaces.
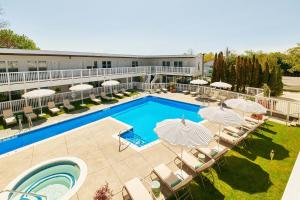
xmin=0 ymin=66 xmax=197 ymax=86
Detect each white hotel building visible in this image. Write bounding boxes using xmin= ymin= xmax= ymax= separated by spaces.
xmin=0 ymin=48 xmax=203 ymax=101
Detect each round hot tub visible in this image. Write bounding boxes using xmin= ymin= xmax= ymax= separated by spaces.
xmin=1 ymin=157 xmax=87 ymax=200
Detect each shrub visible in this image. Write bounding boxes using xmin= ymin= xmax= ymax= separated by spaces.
xmin=93 ymin=182 xmax=113 ymax=200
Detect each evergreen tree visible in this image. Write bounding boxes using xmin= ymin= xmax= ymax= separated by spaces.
xmin=218 ymin=52 xmax=225 ymax=81
xmin=268 ymin=66 xmax=277 ymax=96
xmin=211 ymin=53 xmax=218 ymax=82
xmin=263 ymin=62 xmax=270 ymax=83
xmin=236 ymin=56 xmax=242 ymax=92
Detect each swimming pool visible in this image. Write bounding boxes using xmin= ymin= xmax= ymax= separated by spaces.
xmin=113 ymin=97 xmax=203 ymax=147
xmin=0 ymin=96 xmax=204 ymax=155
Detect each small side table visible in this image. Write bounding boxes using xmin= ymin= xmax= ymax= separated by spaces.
xmin=198 ymin=153 xmax=206 ymax=162
xmin=151 ymin=180 xmax=161 ymax=197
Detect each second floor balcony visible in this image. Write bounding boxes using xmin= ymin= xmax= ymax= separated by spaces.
xmin=0 ymin=66 xmax=199 ymax=92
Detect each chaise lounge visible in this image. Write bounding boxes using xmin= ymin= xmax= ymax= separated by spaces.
xmin=2 ymin=109 xmax=17 ymax=126
xmin=89 ymin=94 xmax=101 ymax=104
xmin=48 ymin=101 xmax=60 ymax=115
xmin=123 ymin=177 xmax=154 ymax=200
xmin=24 ymin=106 xmax=38 ymax=120
xmin=63 ymin=99 xmax=75 ymax=111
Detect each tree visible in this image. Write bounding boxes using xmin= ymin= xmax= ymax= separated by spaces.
xmin=0 ymin=29 xmax=39 ymax=49
xmin=286 ymin=43 xmax=300 ymax=73
xmin=204 ymin=52 xmax=215 ymax=62
xmin=211 ymin=53 xmax=218 ymax=82
xmin=262 ymin=62 xmax=270 ymax=84
xmin=236 ymin=56 xmax=242 ymax=92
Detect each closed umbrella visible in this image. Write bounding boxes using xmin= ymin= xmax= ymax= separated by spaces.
xmin=154 ymin=118 xmax=214 ymax=174
xmin=190 ymin=79 xmax=208 ymax=85
xmin=101 ymin=80 xmax=120 ymax=96
xmin=198 ymin=106 xmax=245 ymax=149
xmin=69 ymin=84 xmax=93 ymax=106
xmin=22 ymin=89 xmax=55 ymax=115
xmin=210 ymin=81 xmax=232 ymax=89
xmin=224 ymin=98 xmax=267 ymax=117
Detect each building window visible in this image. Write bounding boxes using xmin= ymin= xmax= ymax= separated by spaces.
xmin=93 ymin=61 xmax=98 ymax=68
xmin=102 ymin=61 xmax=112 ymax=68
xmin=0 ymin=61 xmax=6 ymax=72
xmin=38 ymin=61 xmax=47 ymax=71
xmin=162 ymin=61 xmax=170 ymax=66
xmin=7 ymin=61 xmax=18 ymax=72
xmin=174 ymin=61 xmax=183 ymax=67
xmin=132 ymin=61 xmax=138 ymax=67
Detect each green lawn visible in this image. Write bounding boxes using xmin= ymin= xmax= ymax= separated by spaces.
xmin=171 ymin=121 xmax=300 ymax=200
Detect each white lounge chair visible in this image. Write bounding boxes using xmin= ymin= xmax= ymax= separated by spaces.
xmin=196 ymin=144 xmax=229 ymax=161
xmin=113 ymin=90 xmax=124 ymax=98
xmin=123 ymin=177 xmax=154 ymax=200
xmin=48 ymin=101 xmax=60 ymax=115
xmin=161 ymin=87 xmax=168 ymax=93
xmin=63 ymin=99 xmax=75 ymax=111
xmin=182 ymin=90 xmax=189 ymax=95
xmin=152 ymin=163 xmax=193 ymax=200
xmin=89 ymin=94 xmax=101 ymax=104
xmin=100 ymin=92 xmax=113 ymax=101
xmin=2 ymin=109 xmax=17 ymax=126
xmin=24 ymin=106 xmax=37 ymax=120
xmin=121 ymin=88 xmax=131 ymax=96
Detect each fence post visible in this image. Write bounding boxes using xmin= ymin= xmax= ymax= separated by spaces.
xmin=286 ymin=101 xmax=290 ymax=126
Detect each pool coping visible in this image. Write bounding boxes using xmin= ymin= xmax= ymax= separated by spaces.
xmin=0 ymin=157 xmax=88 ymax=200
xmin=0 ymin=95 xmax=206 ymax=157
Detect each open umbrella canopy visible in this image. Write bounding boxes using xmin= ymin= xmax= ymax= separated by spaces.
xmin=199 ymin=106 xmax=245 ymax=126
xmin=225 ymin=98 xmax=267 ymax=114
xmin=69 ymin=84 xmax=93 ymax=91
xmin=210 ymin=81 xmax=232 ymax=89
xmin=22 ymin=89 xmax=55 ymax=98
xmin=101 ymin=80 xmax=120 ymax=87
xmin=154 ymin=118 xmax=214 ymax=148
xmin=190 ymin=79 xmax=208 ymax=85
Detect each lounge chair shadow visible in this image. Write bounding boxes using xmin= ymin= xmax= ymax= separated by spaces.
xmin=247 ymin=138 xmax=289 ymax=160
xmin=258 ymin=126 xmax=277 ymax=135
xmin=216 ymin=156 xmax=272 ymax=194
xmin=167 ymin=177 xmax=225 ymax=200
xmin=252 ymin=131 xmax=272 ymax=141
xmin=67 ymin=107 xmax=90 ymax=114
xmin=10 ymin=117 xmax=48 ymax=130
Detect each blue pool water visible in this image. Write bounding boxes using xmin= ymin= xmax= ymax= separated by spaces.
xmin=0 ymin=96 xmax=203 ymax=154
xmin=113 ymin=98 xmax=203 ymax=147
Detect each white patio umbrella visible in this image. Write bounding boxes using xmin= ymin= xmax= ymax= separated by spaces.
xmin=198 ymin=106 xmax=245 ymax=149
xmin=69 ymin=84 xmax=93 ymax=106
xmin=22 ymin=89 xmax=55 ymax=115
xmin=101 ymin=80 xmax=120 ymax=96
xmin=224 ymin=98 xmax=267 ymax=117
xmin=154 ymin=118 xmax=214 ymax=175
xmin=210 ymin=81 xmax=232 ymax=89
xmin=190 ymin=79 xmax=208 ymax=85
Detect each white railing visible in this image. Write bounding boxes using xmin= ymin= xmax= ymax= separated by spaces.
xmin=246 ymin=87 xmax=264 ymax=96
xmin=0 ymin=66 xmax=197 ymax=86
xmin=0 ymin=83 xmax=136 ymax=115
xmin=1 ymin=82 xmax=298 ymax=121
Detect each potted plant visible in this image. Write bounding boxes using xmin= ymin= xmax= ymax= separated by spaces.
xmin=94 ymin=182 xmax=113 ymax=200
xmin=169 ymin=82 xmax=176 ymax=93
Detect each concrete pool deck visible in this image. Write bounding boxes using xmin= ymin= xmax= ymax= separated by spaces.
xmin=0 ymin=92 xmax=248 ymax=199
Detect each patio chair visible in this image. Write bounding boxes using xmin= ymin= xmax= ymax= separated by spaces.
xmin=182 ymin=90 xmax=189 ymax=95
xmin=122 ymin=177 xmax=154 ymax=200
xmin=100 ymin=92 xmax=113 ymax=101
xmin=63 ymin=99 xmax=75 ymax=111
xmin=89 ymin=94 xmax=101 ymax=104
xmin=2 ymin=109 xmax=17 ymax=126
xmin=190 ymin=89 xmax=199 ymax=97
xmin=113 ymin=90 xmax=124 ymax=98
xmin=217 ymin=130 xmax=246 ymax=147
xmin=47 ymin=101 xmax=60 ymax=115
xmin=152 ymin=163 xmax=193 ymax=200
xmin=24 ymin=106 xmax=37 ymax=120
xmin=196 ymin=144 xmax=229 ymax=172
xmin=175 ymin=151 xmax=215 ymax=187
xmin=224 ymin=126 xmax=248 ymax=137
xmin=161 ymin=87 xmax=168 ymax=93
xmin=121 ymin=88 xmax=131 ymax=96
xmin=209 ymin=91 xmax=220 ymax=101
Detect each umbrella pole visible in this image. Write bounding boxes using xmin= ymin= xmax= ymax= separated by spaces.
xmin=39 ymin=97 xmax=43 ymax=115
xmin=218 ymin=124 xmax=221 ymax=151
xmin=81 ymin=91 xmax=84 ymax=106
xmin=180 ymin=147 xmax=183 ymax=177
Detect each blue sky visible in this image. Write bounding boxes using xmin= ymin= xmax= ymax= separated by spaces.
xmin=1 ymin=0 xmax=300 ymax=55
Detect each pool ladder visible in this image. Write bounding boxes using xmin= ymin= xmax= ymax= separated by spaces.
xmin=0 ymin=189 xmax=47 ymax=199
